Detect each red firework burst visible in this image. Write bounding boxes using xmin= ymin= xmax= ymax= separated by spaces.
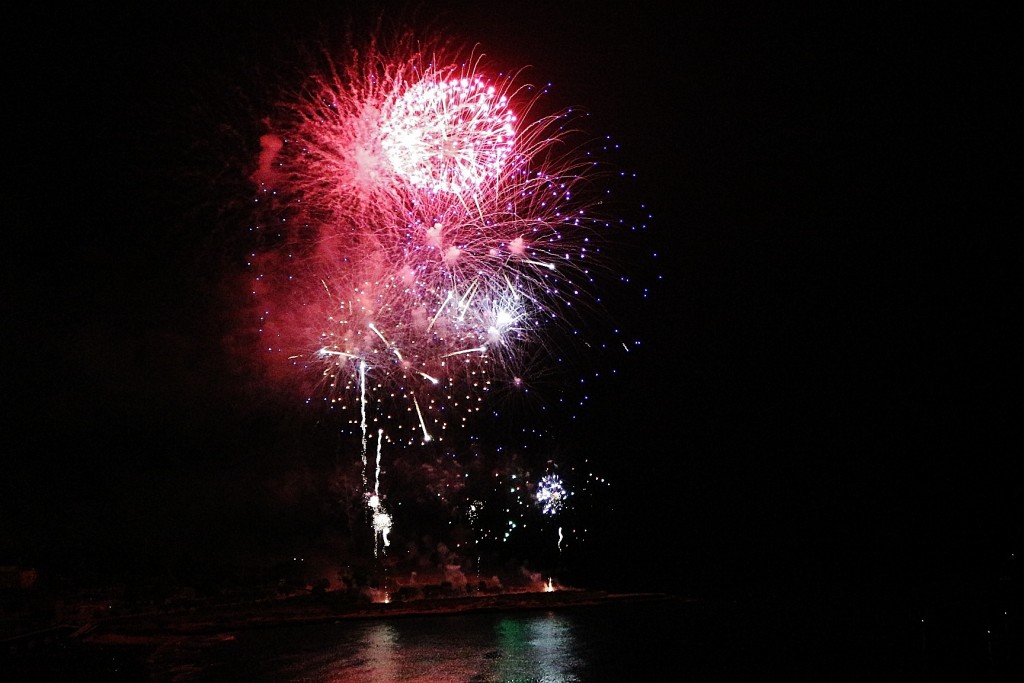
xmin=247 ymin=28 xmax=621 ymax=445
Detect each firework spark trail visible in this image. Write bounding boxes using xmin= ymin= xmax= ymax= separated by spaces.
xmin=369 ymin=428 xmax=392 ymax=557
xmin=374 ymin=428 xmax=383 ymax=498
xmin=412 ymin=394 xmax=431 ymax=443
xmin=359 ymin=358 xmax=368 ymax=491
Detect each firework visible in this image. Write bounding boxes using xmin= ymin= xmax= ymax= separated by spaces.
xmin=535 ymin=473 xmax=570 ymax=516
xmin=380 ymin=73 xmax=516 ymax=195
xmin=250 ymin=30 xmax=620 ymax=444
xmin=241 ymin=22 xmax=643 ymax=580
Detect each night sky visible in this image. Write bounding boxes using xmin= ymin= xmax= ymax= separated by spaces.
xmin=3 ymin=2 xmax=1018 ymax=601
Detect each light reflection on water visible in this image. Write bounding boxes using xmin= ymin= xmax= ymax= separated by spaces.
xmin=26 ymin=594 xmax=1017 ymax=680
xmin=145 ymin=600 xmax=682 ymax=682
xmin=290 ymin=612 xmax=581 ymax=682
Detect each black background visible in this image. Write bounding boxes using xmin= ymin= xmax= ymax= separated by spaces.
xmin=3 ymin=1 xmax=1018 ymax=607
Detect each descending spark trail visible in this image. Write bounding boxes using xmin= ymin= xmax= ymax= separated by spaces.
xmin=360 ymin=359 xmax=368 ymax=491
xmin=412 ymin=394 xmax=431 ymax=443
xmin=374 ymin=429 xmax=383 ymax=498
xmin=369 ymin=428 xmax=391 ymax=557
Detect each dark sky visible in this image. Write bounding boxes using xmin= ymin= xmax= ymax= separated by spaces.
xmin=3 ymin=2 xmax=1018 ymax=597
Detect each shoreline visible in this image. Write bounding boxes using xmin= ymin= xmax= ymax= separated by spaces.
xmin=80 ymin=588 xmax=683 ymax=641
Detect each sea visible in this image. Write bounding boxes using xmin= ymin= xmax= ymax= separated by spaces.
xmin=4 ymin=594 xmax=1018 ymax=681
